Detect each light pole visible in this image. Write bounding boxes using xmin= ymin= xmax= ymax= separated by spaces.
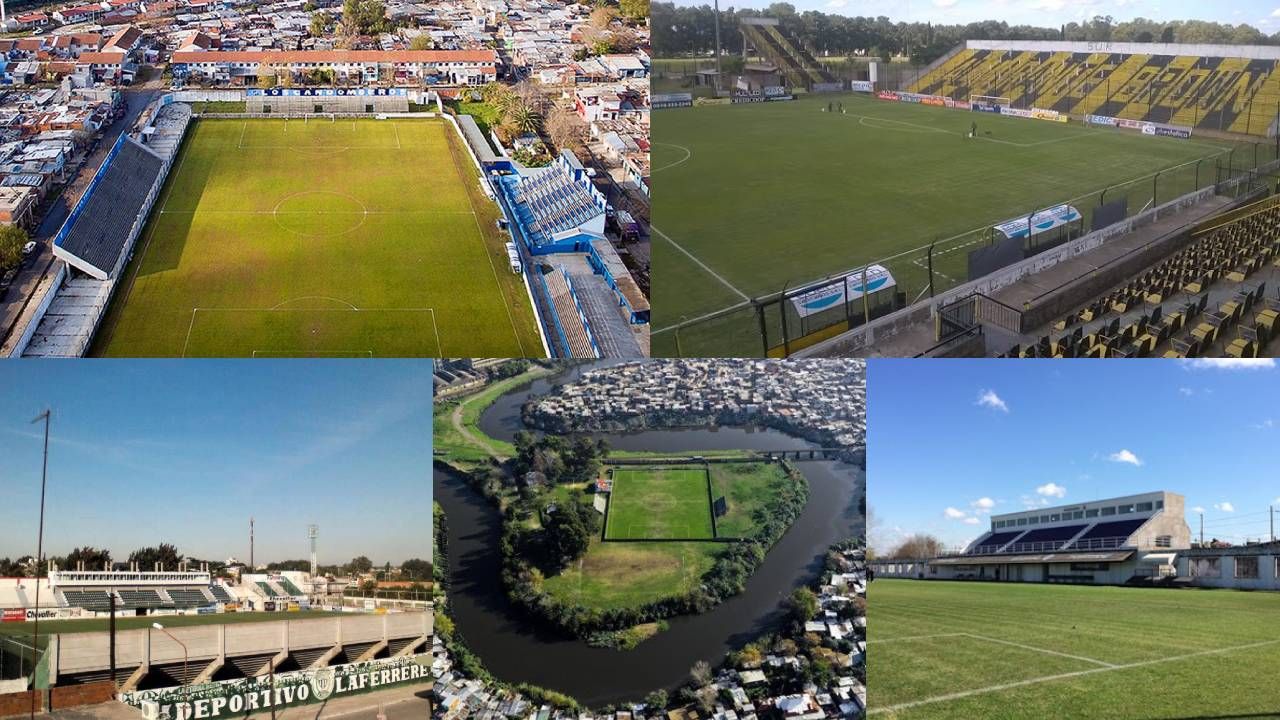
xmin=151 ymin=624 xmax=189 ymax=687
xmin=29 ymin=409 xmax=50 ymax=720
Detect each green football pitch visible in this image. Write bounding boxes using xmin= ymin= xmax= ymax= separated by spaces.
xmin=90 ymin=118 xmax=544 ymax=357
xmin=650 ymin=92 xmax=1268 ymax=356
xmin=605 ymin=467 xmax=715 ymax=540
xmin=868 ymin=579 xmax=1280 ymax=719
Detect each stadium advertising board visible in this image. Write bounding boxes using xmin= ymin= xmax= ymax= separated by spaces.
xmin=1030 ymin=109 xmax=1068 ymax=123
xmin=246 ymin=88 xmax=409 ymax=97
xmin=2 ymin=609 xmax=24 ymax=622
xmin=1086 ymin=114 xmax=1192 ymax=138
xmin=121 ymin=654 xmax=432 ymax=720
xmin=762 ymin=86 xmax=793 ymax=101
xmin=789 ymin=265 xmax=896 ymax=318
xmin=992 ymin=204 xmax=1082 ymax=240
xmin=812 ymin=82 xmax=845 ymax=93
xmin=1000 ymin=107 xmax=1033 ymax=119
xmin=652 ymin=93 xmax=693 ymax=109
xmin=851 ymin=80 xmax=875 ymax=92
xmin=971 ymin=101 xmax=1001 ymax=113
xmin=876 ymin=91 xmax=899 ymax=101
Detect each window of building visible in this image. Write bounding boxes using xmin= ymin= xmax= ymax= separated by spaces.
xmin=1156 ymin=500 xmax=1164 ymax=509
xmin=1235 ymin=556 xmax=1259 ymax=579
xmin=1137 ymin=502 xmax=1153 ymax=512
xmin=1050 ymin=514 xmax=1060 ymax=522
xmin=1118 ymin=504 xmax=1135 ymax=514
xmin=1029 ymin=516 xmax=1039 ymax=525
xmin=1101 ymin=506 xmax=1116 ymax=516
xmin=995 ymin=520 xmax=1004 ymax=528
xmin=1155 ymin=536 xmax=1172 ymax=548
xmin=1072 ymin=511 xmax=1084 ymax=520
xmin=1086 ymin=509 xmax=1099 ymax=518
xmin=1040 ymin=515 xmax=1050 ymax=523
xmin=1017 ymin=518 xmax=1027 ymax=526
xmin=1189 ymin=558 xmax=1220 ymax=578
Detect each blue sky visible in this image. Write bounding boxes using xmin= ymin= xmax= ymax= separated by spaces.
xmin=0 ymin=361 xmax=433 ymax=566
xmin=675 ymin=0 xmax=1280 ymax=32
xmin=868 ymin=359 xmax=1280 ymax=553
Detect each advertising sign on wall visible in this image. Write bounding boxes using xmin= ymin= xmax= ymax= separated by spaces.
xmin=851 ymin=80 xmax=875 ymax=92
xmin=788 ymin=265 xmax=897 ymax=318
xmin=120 ymin=655 xmax=432 ymax=720
xmin=992 ymin=204 xmax=1082 ymax=240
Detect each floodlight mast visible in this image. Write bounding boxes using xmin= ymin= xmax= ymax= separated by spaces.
xmin=308 ymin=524 xmax=319 ymax=578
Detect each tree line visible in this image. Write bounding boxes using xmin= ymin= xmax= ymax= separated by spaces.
xmin=653 ymin=2 xmax=1280 ymax=64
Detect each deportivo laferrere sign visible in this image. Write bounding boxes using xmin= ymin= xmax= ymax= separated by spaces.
xmin=120 ymin=654 xmax=431 ymax=720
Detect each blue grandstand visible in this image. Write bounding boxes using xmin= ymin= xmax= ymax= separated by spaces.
xmin=496 ymin=151 xmax=608 ymax=254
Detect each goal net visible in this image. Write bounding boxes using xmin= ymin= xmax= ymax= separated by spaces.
xmin=969 ymin=95 xmax=1011 ymax=108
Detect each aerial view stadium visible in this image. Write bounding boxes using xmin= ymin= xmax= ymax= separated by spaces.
xmin=652 ymin=3 xmax=1280 ymax=358
xmin=867 ymin=360 xmax=1280 ymax=718
xmin=6 ymin=45 xmax=650 ymax=359
xmin=432 ymin=358 xmax=866 ymax=714
xmin=0 ymin=361 xmax=435 ymax=720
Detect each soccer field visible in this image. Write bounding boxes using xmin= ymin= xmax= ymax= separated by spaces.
xmin=868 ymin=579 xmax=1280 ymax=719
xmin=651 ymin=92 xmax=1260 ymax=356
xmin=90 ymin=118 xmax=544 ymax=357
xmin=605 ymin=467 xmax=715 ymax=540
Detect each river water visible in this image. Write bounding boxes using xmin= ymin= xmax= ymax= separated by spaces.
xmin=435 ymin=366 xmax=864 ymax=706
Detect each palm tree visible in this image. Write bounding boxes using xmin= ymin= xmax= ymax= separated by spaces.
xmin=506 ymin=102 xmax=542 ymax=136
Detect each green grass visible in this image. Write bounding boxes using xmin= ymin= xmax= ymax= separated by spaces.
xmin=541 ymin=540 xmax=720 ymax=611
xmin=91 ymin=118 xmax=542 ymax=357
xmin=651 ymin=92 xmax=1262 ymax=356
xmin=605 ymin=466 xmax=714 ymax=540
xmin=868 ymin=579 xmax=1280 ymax=719
xmin=709 ymin=460 xmax=791 ymax=538
xmin=187 ymin=101 xmax=247 ymax=113
xmin=0 ymin=609 xmax=330 ymax=639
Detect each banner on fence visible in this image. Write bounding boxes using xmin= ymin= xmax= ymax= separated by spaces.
xmin=876 ymin=91 xmax=899 ymax=101
xmin=120 ymin=654 xmax=432 ymax=720
xmin=1086 ymin=114 xmax=1192 ymax=139
xmin=812 ymin=82 xmax=844 ymax=93
xmin=992 ymin=204 xmax=1082 ymax=240
xmin=851 ymin=80 xmax=874 ymax=92
xmin=971 ymin=101 xmax=1001 ymax=113
xmin=247 ymin=88 xmax=408 ymax=97
xmin=788 ymin=265 xmax=896 ymax=318
xmin=653 ymin=93 xmax=693 ymax=109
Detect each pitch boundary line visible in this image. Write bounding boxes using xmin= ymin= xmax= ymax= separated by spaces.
xmin=866 ymin=633 xmax=968 ymax=644
xmin=180 ymin=306 xmax=442 ymax=357
xmin=869 ymin=637 xmax=1280 ymax=715
xmin=251 ymin=350 xmax=375 ymax=357
xmin=445 ymin=130 xmax=526 ymax=357
xmin=652 ymin=225 xmax=750 ymax=301
xmin=963 ymin=633 xmax=1117 ymax=668
xmin=652 ymin=142 xmax=694 ymax=173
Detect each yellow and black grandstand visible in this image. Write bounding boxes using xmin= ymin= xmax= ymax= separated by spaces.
xmin=912 ymin=41 xmax=1280 ymax=136
xmin=739 ymin=18 xmax=838 ymax=89
xmin=1002 ymin=195 xmax=1280 ymax=358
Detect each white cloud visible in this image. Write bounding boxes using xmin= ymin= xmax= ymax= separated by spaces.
xmin=1035 ymin=482 xmax=1067 ymax=499
xmin=1184 ymin=358 xmax=1276 ymax=370
xmin=971 ymin=497 xmax=996 ymax=512
xmin=1251 ymin=419 xmax=1275 ymax=430
xmin=933 ymin=0 xmax=958 ymax=6
xmin=1214 ymin=502 xmax=1235 ymax=513
xmin=825 ymin=0 xmax=848 ymax=6
xmin=1192 ymin=506 xmax=1205 ymax=514
xmin=1178 ymin=387 xmax=1194 ymax=396
xmin=944 ymin=507 xmax=967 ymax=519
xmin=1108 ymin=449 xmax=1143 ymax=466
xmin=963 ymin=517 xmax=980 ymax=525
xmin=976 ymin=389 xmax=1009 ymax=413
xmin=1272 ymin=7 xmax=1280 ymax=16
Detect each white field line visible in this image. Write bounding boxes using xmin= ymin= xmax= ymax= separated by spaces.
xmin=652 ymin=225 xmax=749 ymax=302
xmin=251 ymin=350 xmax=374 ymax=357
xmin=964 ymin=633 xmax=1117 ymax=668
xmin=869 ymin=637 xmax=1280 ymax=715
xmin=429 ymin=307 xmax=443 ymax=356
xmin=658 ymin=139 xmax=1234 ymax=333
xmin=238 ymin=120 xmax=246 ymax=149
xmin=653 ymin=299 xmax=753 ymax=335
xmin=651 ymin=142 xmax=694 ymax=173
xmin=181 ymin=307 xmax=199 ymax=358
xmin=448 ymin=139 xmax=525 ymax=357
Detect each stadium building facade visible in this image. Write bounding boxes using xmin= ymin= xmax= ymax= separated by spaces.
xmin=169 ymin=50 xmax=498 ymax=87
xmin=876 ymin=492 xmax=1192 ymax=585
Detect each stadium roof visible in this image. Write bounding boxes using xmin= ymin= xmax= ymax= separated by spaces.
xmin=933 ymin=550 xmax=1134 ymax=566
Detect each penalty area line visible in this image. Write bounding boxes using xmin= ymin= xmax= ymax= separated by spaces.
xmin=869 ymin=637 xmax=1280 ymax=715
xmin=652 ymin=225 xmax=749 ymax=302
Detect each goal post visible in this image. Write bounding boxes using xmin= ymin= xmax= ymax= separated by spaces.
xmin=969 ymin=95 xmax=1011 ymax=108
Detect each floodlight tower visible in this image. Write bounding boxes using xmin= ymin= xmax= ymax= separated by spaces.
xmin=308 ymin=524 xmax=318 ymax=578
xmin=249 ymin=517 xmax=255 ymax=570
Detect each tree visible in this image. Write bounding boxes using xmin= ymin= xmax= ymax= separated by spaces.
xmin=619 ymin=0 xmax=648 ymax=23
xmin=644 ymin=689 xmax=668 ymax=709
xmin=62 ymin=546 xmax=111 ymax=571
xmin=0 ymin=225 xmax=27 ymax=272
xmin=309 ymin=12 xmax=327 ymax=38
xmin=400 ymin=558 xmax=433 ymax=580
xmin=257 ymin=67 xmax=277 ymax=89
xmin=589 ymin=5 xmax=617 ymax=29
xmin=546 ymin=105 xmax=586 ymax=153
xmin=507 ymin=103 xmax=542 ymax=136
xmin=348 ymin=555 xmax=373 ymax=574
xmin=409 ymin=34 xmax=432 ymax=50
xmin=128 ymin=544 xmax=181 ymax=571
xmin=690 ymin=659 xmax=712 ymax=686
xmin=788 ymin=586 xmax=819 ymax=623
xmin=888 ymin=533 xmax=944 ymax=560
xmin=542 ymin=501 xmax=591 ymax=568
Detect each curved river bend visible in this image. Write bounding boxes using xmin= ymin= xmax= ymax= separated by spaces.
xmin=437 ymin=367 xmax=864 ymax=706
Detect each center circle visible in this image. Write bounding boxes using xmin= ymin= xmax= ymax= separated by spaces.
xmin=272 ymin=191 xmax=368 ymax=238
